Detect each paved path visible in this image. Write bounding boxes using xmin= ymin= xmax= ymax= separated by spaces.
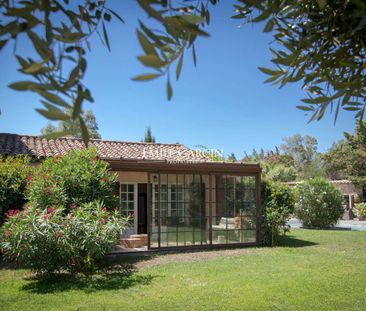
xmin=288 ymin=218 xmax=366 ymax=231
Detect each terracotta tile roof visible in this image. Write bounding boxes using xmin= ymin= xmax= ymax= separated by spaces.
xmin=0 ymin=133 xmax=210 ymax=163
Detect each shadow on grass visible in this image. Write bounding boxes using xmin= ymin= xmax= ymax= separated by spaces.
xmin=21 ymin=263 xmax=157 ymax=294
xmin=277 ymin=234 xmax=318 ymax=248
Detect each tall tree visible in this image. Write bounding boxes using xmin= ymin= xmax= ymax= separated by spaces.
xmin=322 ymin=121 xmax=366 ymax=200
xmin=322 ymin=140 xmax=349 ymax=180
xmin=344 ymin=121 xmax=366 ymax=187
xmin=280 ymin=134 xmax=321 ymax=179
xmin=143 ymin=126 xmax=156 ymax=143
xmin=41 ymin=110 xmax=101 ymax=139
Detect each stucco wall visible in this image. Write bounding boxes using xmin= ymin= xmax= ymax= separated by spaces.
xmin=115 ymin=171 xmax=148 ymax=183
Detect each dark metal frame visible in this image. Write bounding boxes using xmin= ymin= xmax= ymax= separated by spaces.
xmin=109 ymin=159 xmax=261 ymax=251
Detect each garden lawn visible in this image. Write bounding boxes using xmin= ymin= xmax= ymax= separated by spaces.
xmin=1 ymin=229 xmax=366 ymax=311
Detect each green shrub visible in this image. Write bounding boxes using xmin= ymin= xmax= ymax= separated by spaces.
xmin=26 ymin=148 xmax=118 ymax=211
xmin=294 ymin=178 xmax=344 ymax=228
xmin=354 ymin=202 xmax=366 ymax=220
xmin=266 ymin=164 xmax=297 ymax=182
xmin=0 ymin=201 xmax=127 ymax=275
xmin=261 ymin=180 xmax=295 ymax=246
xmin=0 ymin=156 xmax=34 ymax=225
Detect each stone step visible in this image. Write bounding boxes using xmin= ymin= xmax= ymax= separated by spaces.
xmin=130 ymin=234 xmax=148 ymax=245
xmin=120 ymin=238 xmax=142 ymax=248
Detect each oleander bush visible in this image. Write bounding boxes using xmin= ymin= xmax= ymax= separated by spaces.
xmin=26 ymin=148 xmax=118 ymax=212
xmin=0 ymin=201 xmax=127 ymax=275
xmin=0 ymin=149 xmax=128 ymax=276
xmin=0 ymin=156 xmax=34 ymax=225
xmin=294 ymin=178 xmax=344 ymax=228
xmin=261 ymin=180 xmax=295 ymax=246
xmin=354 ymin=202 xmax=366 ymax=220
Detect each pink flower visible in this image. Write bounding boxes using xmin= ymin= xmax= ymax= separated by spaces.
xmin=102 ymin=207 xmax=107 ymax=212
xmin=43 ymin=214 xmax=49 ymax=220
xmin=71 ymin=203 xmax=77 ymax=209
xmin=47 ymin=208 xmax=54 ymax=214
xmin=5 ymin=209 xmax=19 ymax=217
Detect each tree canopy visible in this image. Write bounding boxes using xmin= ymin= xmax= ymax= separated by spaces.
xmin=41 ymin=110 xmax=101 ymax=139
xmin=322 ymin=120 xmax=366 ymax=187
xmin=1 ymin=0 xmax=365 ymax=144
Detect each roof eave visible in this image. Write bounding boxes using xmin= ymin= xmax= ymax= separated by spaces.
xmin=107 ymin=158 xmax=261 ymax=174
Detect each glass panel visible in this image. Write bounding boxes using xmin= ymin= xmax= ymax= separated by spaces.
xmin=128 ymin=184 xmax=134 ymax=192
xmin=121 ymin=184 xmax=127 ymax=192
xmin=128 ymin=193 xmax=134 ymax=201
xmin=150 ymin=173 xmax=257 ymax=248
xmin=120 ymin=193 xmax=127 ymax=201
xmin=184 ymin=174 xmax=194 ymax=189
xmin=213 ymin=175 xmax=257 ymax=245
xmin=120 ymin=202 xmax=127 ymax=211
xmin=150 ymin=233 xmax=158 ymax=248
xmin=160 ymin=232 xmax=168 ymax=247
xmin=212 ymin=230 xmax=228 ymax=244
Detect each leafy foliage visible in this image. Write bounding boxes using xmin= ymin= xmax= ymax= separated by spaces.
xmin=322 ymin=140 xmax=349 ymax=180
xmin=294 ymin=178 xmax=344 ymax=228
xmin=0 ymin=0 xmax=124 ymax=144
xmin=26 ymin=148 xmax=118 ymax=212
xmin=266 ymin=164 xmax=297 ymax=183
xmin=3 ymin=0 xmax=365 ymax=145
xmin=41 ymin=110 xmax=101 ymax=139
xmin=0 ymin=201 xmax=127 ymax=275
xmin=322 ymin=120 xmax=366 ymax=187
xmin=234 ymin=0 xmax=366 ymax=122
xmin=280 ymin=134 xmax=324 ymax=180
xmin=133 ymin=0 xmax=214 ymax=101
xmin=353 ymin=202 xmax=366 ymax=220
xmin=261 ymin=180 xmax=295 ymax=246
xmin=0 ymin=156 xmax=34 ymax=225
xmin=226 ymin=152 xmax=237 ymax=162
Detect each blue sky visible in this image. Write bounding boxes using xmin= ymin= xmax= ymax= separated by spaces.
xmin=0 ymin=1 xmax=356 ymax=159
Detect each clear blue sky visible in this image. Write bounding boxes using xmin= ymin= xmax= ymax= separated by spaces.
xmin=0 ymin=1 xmax=356 ymax=159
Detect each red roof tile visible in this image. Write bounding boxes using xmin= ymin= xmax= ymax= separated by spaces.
xmin=0 ymin=133 xmax=210 ymax=163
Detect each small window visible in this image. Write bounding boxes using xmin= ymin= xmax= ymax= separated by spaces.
xmin=120 ymin=183 xmax=135 ymax=218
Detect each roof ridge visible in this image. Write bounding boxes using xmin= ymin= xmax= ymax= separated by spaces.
xmin=0 ymin=132 xmax=184 ymax=147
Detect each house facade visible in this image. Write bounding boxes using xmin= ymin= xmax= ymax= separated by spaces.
xmin=0 ymin=133 xmax=261 ymax=251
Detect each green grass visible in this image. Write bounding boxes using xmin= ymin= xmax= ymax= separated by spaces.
xmin=1 ymin=229 xmax=366 ymax=310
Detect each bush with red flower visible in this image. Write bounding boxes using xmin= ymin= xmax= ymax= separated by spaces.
xmin=26 ymin=148 xmax=118 ymax=212
xmin=0 ymin=156 xmax=34 ymax=225
xmin=0 ymin=201 xmax=127 ymax=275
xmin=1 ymin=148 xmax=129 ymax=276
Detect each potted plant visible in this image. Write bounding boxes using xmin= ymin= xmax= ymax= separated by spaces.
xmin=354 ymin=202 xmax=366 ymax=221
